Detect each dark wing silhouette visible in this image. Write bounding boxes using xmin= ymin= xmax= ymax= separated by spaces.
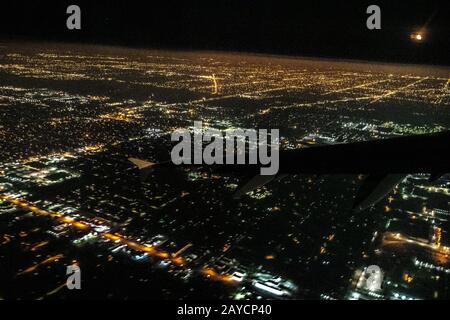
xmin=129 ymin=131 xmax=450 ymax=211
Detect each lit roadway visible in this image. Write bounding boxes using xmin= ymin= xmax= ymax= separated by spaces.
xmin=0 ymin=193 xmax=236 ymax=285
xmin=382 ymin=232 xmax=450 ymax=264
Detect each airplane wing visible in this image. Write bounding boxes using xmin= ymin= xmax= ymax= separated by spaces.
xmin=277 ymin=131 xmax=450 ymax=174
xmin=129 ymin=131 xmax=450 ymax=211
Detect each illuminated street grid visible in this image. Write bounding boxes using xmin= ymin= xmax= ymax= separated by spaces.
xmin=0 ymin=42 xmax=449 ymax=299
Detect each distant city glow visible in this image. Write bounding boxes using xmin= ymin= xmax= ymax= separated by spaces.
xmin=1 ymin=43 xmax=449 ymax=300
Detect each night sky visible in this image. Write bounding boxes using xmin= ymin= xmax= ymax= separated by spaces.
xmin=1 ymin=0 xmax=449 ymax=65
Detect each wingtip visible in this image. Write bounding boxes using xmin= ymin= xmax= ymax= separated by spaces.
xmin=128 ymin=157 xmax=156 ymax=170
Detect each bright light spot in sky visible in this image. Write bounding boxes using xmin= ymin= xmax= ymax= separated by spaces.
xmin=411 ymin=31 xmax=425 ymax=42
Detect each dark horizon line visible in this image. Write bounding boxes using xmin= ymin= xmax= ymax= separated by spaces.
xmin=2 ymin=35 xmax=450 ymax=69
